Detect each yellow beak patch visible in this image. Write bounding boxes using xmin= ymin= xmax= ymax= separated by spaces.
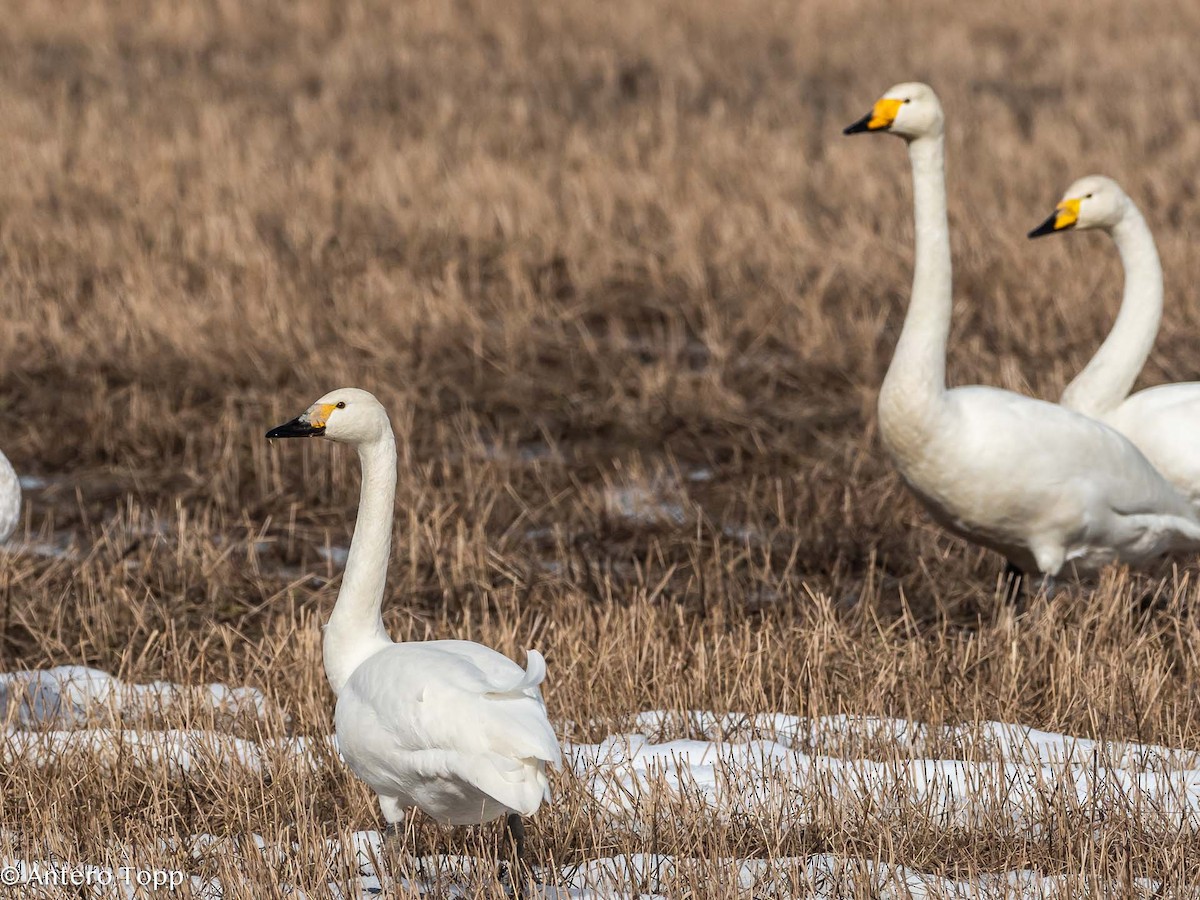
xmin=1053 ymin=198 xmax=1081 ymax=231
xmin=868 ymin=98 xmax=904 ymax=131
xmin=307 ymin=403 xmax=338 ymax=429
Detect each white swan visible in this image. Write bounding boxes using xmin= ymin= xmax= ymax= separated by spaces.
xmin=266 ymin=388 xmax=560 ymax=879
xmin=0 ymin=453 xmax=19 ymax=543
xmin=843 ymin=83 xmax=1200 ymax=577
xmin=1029 ymin=175 xmax=1200 ymax=505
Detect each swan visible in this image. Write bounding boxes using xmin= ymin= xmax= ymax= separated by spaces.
xmin=0 ymin=452 xmax=18 ymax=543
xmin=843 ymin=83 xmax=1200 ymax=578
xmin=266 ymin=388 xmax=560 ymax=885
xmin=1029 ymin=175 xmax=1200 ymax=505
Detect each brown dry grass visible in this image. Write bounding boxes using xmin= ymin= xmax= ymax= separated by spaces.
xmin=4 ymin=0 xmax=1200 ymax=896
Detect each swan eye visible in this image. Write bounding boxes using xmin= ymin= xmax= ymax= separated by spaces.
xmin=1084 ymin=193 xmax=1093 ymax=200
xmin=336 ymin=401 xmax=346 ymax=409
xmin=902 ymin=98 xmax=911 ymax=103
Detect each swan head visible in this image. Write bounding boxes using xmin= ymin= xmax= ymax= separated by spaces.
xmin=843 ymin=82 xmax=944 ymax=140
xmin=266 ymin=388 xmax=389 ymax=445
xmin=1028 ymin=175 xmax=1130 ymax=238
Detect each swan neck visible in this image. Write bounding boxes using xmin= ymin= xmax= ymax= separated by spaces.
xmin=1060 ymin=206 xmax=1162 ymax=418
xmin=879 ymin=135 xmax=950 ymax=451
xmin=323 ymin=429 xmax=397 ymax=694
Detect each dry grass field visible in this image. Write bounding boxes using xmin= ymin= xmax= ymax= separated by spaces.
xmin=4 ymin=0 xmax=1200 ymax=896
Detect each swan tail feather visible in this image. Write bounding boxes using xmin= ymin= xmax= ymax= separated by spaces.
xmin=518 ymin=649 xmax=547 ymax=690
xmin=488 ymin=649 xmax=547 ymax=695
xmin=480 ymin=649 xmax=562 ymax=769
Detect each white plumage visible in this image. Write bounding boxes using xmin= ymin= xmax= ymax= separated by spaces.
xmin=0 ymin=452 xmax=19 ymax=544
xmin=844 ymin=83 xmax=1200 ymax=577
xmin=335 ymin=641 xmax=557 ymax=825
xmin=1030 ymin=174 xmax=1200 ymax=506
xmin=267 ymin=387 xmax=560 ymax=834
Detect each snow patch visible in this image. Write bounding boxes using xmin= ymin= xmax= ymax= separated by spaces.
xmin=0 ymin=666 xmax=277 ymax=727
xmin=5 ymin=669 xmax=1200 ymax=895
xmin=316 ymin=545 xmax=350 ymax=566
xmin=0 ymin=840 xmax=1175 ymax=899
xmin=603 ymin=484 xmax=686 ymax=526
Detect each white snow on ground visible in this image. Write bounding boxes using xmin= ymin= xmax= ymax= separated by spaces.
xmin=0 ymin=666 xmax=278 ymax=726
xmin=627 ymin=709 xmax=1200 ymax=770
xmin=0 ymin=667 xmax=314 ymax=775
xmin=0 ymin=727 xmax=319 ymax=775
xmin=12 ymin=534 xmax=82 ymax=561
xmin=5 ymin=669 xmax=1200 ymax=896
xmin=316 ymin=545 xmax=350 ymax=566
xmin=574 ymin=710 xmax=1200 ymax=830
xmin=603 ymin=483 xmax=687 ymax=526
xmin=18 ymin=475 xmax=67 ymax=491
xmin=557 ymin=853 xmax=1170 ymax=899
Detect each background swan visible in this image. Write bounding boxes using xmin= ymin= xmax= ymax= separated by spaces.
xmin=843 ymin=83 xmax=1200 ymax=578
xmin=267 ymin=387 xmax=560 ymax=885
xmin=0 ymin=453 xmax=19 ymax=544
xmin=1029 ymin=175 xmax=1200 ymax=505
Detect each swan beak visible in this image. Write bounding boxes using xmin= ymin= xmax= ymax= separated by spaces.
xmin=843 ymin=98 xmax=903 ymax=134
xmin=266 ymin=414 xmax=326 ymax=439
xmin=1028 ymin=198 xmax=1080 ymax=238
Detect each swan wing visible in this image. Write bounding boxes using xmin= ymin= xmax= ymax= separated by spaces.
xmin=1105 ymin=384 xmax=1200 ymax=505
xmin=912 ymin=386 xmax=1200 ymax=573
xmin=947 ymin=387 xmax=1194 ymax=517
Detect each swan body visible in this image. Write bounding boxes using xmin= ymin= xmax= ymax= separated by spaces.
xmin=886 ymin=383 xmax=1200 ymax=575
xmin=335 ymin=641 xmax=556 ymax=825
xmin=1103 ymin=387 xmax=1200 ymax=505
xmin=1029 ymin=175 xmax=1200 ymax=505
xmin=844 ymin=84 xmax=1200 ymax=576
xmin=0 ymin=452 xmax=19 ymax=543
xmin=267 ymin=388 xmax=559 ymax=830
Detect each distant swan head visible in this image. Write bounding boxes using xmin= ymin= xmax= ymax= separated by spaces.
xmin=843 ymin=82 xmax=944 ymax=140
xmin=1029 ymin=175 xmax=1131 ymax=238
xmin=266 ymin=387 xmax=389 ymax=445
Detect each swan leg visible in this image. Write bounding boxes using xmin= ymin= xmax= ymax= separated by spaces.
xmin=1002 ymin=545 xmax=1064 ymax=607
xmin=380 ymin=799 xmax=430 ymax=893
xmin=380 ymin=795 xmax=406 ymax=827
xmin=1031 ymin=545 xmax=1065 ymax=581
xmin=1001 ymin=560 xmax=1058 ymax=605
xmin=499 ymin=813 xmax=528 ymax=898
xmin=1001 ymin=559 xmax=1025 ymax=601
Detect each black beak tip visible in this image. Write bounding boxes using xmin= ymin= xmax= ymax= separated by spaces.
xmin=843 ymin=113 xmax=874 ymax=135
xmin=1027 ymin=215 xmax=1059 ymax=239
xmin=266 ymin=417 xmax=325 ymax=439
